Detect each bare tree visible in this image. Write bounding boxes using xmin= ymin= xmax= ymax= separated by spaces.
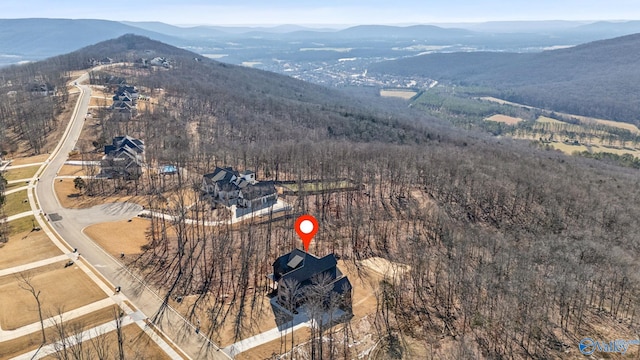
xmin=17 ymin=272 xmax=46 ymax=344
xmin=114 ymin=308 xmax=125 ymax=360
xmin=278 ymin=278 xmax=301 ymax=352
xmin=89 ymin=326 xmax=111 ymax=360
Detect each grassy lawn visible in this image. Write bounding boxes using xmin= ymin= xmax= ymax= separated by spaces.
xmin=0 ymin=229 xmax=62 ymax=268
xmin=0 ymin=305 xmax=120 ymax=359
xmin=4 ymin=190 xmax=31 ymax=216
xmin=5 ymin=182 xmax=27 ymax=191
xmin=7 ymin=154 xmax=49 ymax=167
xmin=0 ymin=263 xmax=107 ymax=330
xmin=40 ymin=323 xmax=173 ymax=360
xmin=84 ymin=218 xmax=151 ymax=257
xmin=8 ymin=215 xmax=38 ymax=235
xmin=3 ymin=165 xmax=40 ymax=182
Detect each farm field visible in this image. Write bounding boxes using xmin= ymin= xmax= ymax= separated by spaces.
xmin=484 ymin=114 xmax=523 ymax=125
xmin=493 ymin=114 xmax=640 ymax=157
xmin=380 ymin=89 xmax=418 ymax=100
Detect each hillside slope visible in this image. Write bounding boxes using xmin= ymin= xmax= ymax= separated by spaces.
xmin=5 ymin=35 xmax=639 ymax=359
xmin=369 ymin=33 xmax=640 ymax=123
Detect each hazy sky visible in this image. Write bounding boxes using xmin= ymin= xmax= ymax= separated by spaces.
xmin=2 ymin=0 xmax=639 ymax=25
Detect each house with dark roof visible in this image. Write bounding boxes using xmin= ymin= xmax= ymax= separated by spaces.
xmin=28 ymin=82 xmax=55 ymax=96
xmin=239 ymin=182 xmax=277 ymax=208
xmin=110 ymin=85 xmax=139 ymax=118
xmin=268 ymin=249 xmax=352 ymax=312
xmin=101 ymin=136 xmax=144 ymax=179
xmin=202 ymin=167 xmax=277 ymax=208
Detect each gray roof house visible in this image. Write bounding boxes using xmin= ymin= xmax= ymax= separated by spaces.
xmin=202 ymin=166 xmax=276 ymax=208
xmin=239 ymin=182 xmax=277 ymax=209
xmin=268 ymin=249 xmax=352 ymax=312
xmin=101 ymin=136 xmax=144 ymax=179
xmin=110 ymin=85 xmax=139 ymax=118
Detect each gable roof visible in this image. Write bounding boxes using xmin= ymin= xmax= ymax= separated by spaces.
xmin=272 ymin=249 xmax=338 ymax=284
xmin=203 ymin=166 xmax=239 ymax=185
xmin=105 ymin=135 xmax=144 ymax=156
xmin=218 ymin=181 xmax=239 ymax=192
xmin=241 ymin=182 xmax=276 ymax=200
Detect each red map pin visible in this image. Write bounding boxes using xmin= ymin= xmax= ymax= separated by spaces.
xmin=295 ymin=214 xmax=318 ymax=252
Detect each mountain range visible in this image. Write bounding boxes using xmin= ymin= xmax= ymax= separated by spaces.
xmin=3 ymin=18 xmax=640 ymax=66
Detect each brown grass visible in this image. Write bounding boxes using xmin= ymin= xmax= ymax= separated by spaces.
xmin=57 ymin=165 xmax=86 ymax=177
xmin=54 ymin=178 xmax=147 ymax=209
xmin=236 ymin=328 xmax=311 ymax=360
xmin=38 ymin=323 xmax=173 ymax=360
xmin=3 ymin=165 xmax=40 ymax=181
xmin=341 ymin=260 xmax=381 ymax=321
xmin=536 ymin=115 xmax=565 ymax=124
xmin=5 ymin=182 xmax=26 ymax=191
xmin=549 ymin=142 xmax=591 ymax=155
xmin=0 ymin=305 xmax=120 ymax=360
xmin=0 ymin=262 xmax=107 ymax=330
xmin=89 ymin=96 xmax=110 ymax=107
xmin=485 ymin=114 xmax=523 ymax=125
xmin=8 ymin=216 xmax=38 ymax=235
xmin=84 ymin=218 xmax=151 ymax=256
xmin=4 ymin=190 xmax=31 ymax=216
xmin=379 ymin=89 xmax=418 ymax=100
xmin=7 ymin=154 xmax=49 ymax=166
xmin=0 ymin=230 xmax=62 ymax=268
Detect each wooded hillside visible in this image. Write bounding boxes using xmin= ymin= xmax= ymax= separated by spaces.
xmin=4 ymin=35 xmax=639 ymax=358
xmin=369 ymin=33 xmax=640 ymax=124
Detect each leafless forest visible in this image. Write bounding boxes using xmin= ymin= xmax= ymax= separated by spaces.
xmin=2 ymin=35 xmax=640 ymax=358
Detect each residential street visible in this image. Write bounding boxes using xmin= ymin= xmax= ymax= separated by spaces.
xmin=31 ymin=76 xmax=230 ymax=359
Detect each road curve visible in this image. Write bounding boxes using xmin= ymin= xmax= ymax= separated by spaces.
xmin=35 ymin=77 xmax=229 ymax=359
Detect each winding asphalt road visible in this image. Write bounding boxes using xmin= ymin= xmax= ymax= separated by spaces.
xmin=35 ymin=74 xmax=230 ymax=359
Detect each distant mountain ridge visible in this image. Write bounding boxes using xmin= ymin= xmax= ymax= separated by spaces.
xmin=369 ymin=33 xmax=640 ymax=123
xmin=0 ymin=18 xmax=181 ymax=61
xmin=3 ymin=17 xmax=640 ymax=69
